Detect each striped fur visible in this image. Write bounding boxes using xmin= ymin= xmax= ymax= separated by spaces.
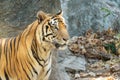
xmin=0 ymin=11 xmax=69 ymax=80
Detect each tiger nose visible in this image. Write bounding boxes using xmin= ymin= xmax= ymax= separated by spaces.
xmin=63 ymin=38 xmax=69 ymax=42
xmin=63 ymin=37 xmax=70 ymax=45
xmin=63 ymin=38 xmax=68 ymax=41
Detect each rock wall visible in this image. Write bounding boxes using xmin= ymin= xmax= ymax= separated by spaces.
xmin=1 ymin=0 xmax=120 ymax=38
xmin=0 ymin=0 xmax=61 ymax=29
xmin=61 ymin=0 xmax=120 ymax=37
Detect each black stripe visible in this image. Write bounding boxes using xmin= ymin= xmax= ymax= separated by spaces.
xmin=13 ymin=37 xmax=18 ymax=77
xmin=42 ymin=21 xmax=51 ymax=41
xmin=29 ymin=62 xmax=38 ymax=75
xmin=42 ymin=47 xmax=46 ymax=51
xmin=10 ymin=39 xmax=12 ymax=52
xmin=17 ymin=35 xmax=21 ymax=51
xmin=38 ymin=48 xmax=46 ymax=63
xmin=31 ymin=42 xmax=43 ymax=62
xmin=13 ymin=38 xmax=16 ymax=47
xmin=31 ymin=48 xmax=44 ymax=67
xmin=0 ymin=77 xmax=1 ymax=80
xmin=44 ymin=33 xmax=53 ymax=37
xmin=35 ymin=57 xmax=44 ymax=67
xmin=48 ymin=21 xmax=51 ymax=26
xmin=4 ymin=70 xmax=9 ymax=80
xmin=21 ymin=64 xmax=31 ymax=80
xmin=45 ymin=68 xmax=51 ymax=76
xmin=25 ymin=61 xmax=34 ymax=77
xmin=31 ymin=41 xmax=37 ymax=53
xmin=13 ymin=38 xmax=16 ymax=55
xmin=45 ymin=25 xmax=49 ymax=34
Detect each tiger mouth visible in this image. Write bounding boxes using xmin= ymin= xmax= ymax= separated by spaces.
xmin=53 ymin=42 xmax=66 ymax=48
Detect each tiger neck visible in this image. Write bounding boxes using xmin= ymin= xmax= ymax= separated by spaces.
xmin=32 ymin=37 xmax=54 ymax=62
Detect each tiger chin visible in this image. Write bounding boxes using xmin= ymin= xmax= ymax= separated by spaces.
xmin=0 ymin=10 xmax=69 ymax=80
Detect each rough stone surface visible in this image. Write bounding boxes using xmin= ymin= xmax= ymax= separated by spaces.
xmin=0 ymin=0 xmax=61 ymax=29
xmin=60 ymin=56 xmax=86 ymax=71
xmin=60 ymin=0 xmax=120 ymax=37
xmin=57 ymin=48 xmax=87 ymax=80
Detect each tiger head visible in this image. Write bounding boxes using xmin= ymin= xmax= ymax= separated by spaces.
xmin=36 ymin=11 xmax=69 ymax=49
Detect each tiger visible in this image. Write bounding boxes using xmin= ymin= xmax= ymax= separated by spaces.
xmin=0 ymin=10 xmax=69 ymax=80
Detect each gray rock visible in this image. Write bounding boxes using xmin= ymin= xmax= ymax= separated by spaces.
xmin=61 ymin=56 xmax=87 ymax=71
xmin=60 ymin=0 xmax=120 ymax=37
xmin=58 ymin=48 xmax=87 ymax=71
xmin=59 ymin=67 xmax=71 ymax=80
xmin=58 ymin=48 xmax=87 ymax=80
xmin=0 ymin=0 xmax=61 ymax=28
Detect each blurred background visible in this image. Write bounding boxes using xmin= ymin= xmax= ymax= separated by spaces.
xmin=0 ymin=0 xmax=120 ymax=37
xmin=0 ymin=0 xmax=120 ymax=80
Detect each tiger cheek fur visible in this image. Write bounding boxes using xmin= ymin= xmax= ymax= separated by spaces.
xmin=0 ymin=10 xmax=69 ymax=80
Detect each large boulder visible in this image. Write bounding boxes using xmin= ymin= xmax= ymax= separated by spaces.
xmin=61 ymin=0 xmax=120 ymax=37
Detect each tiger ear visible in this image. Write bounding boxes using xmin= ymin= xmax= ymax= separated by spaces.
xmin=56 ymin=10 xmax=63 ymax=16
xmin=37 ymin=11 xmax=47 ymax=23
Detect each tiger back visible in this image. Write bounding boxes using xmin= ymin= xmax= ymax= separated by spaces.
xmin=0 ymin=11 xmax=69 ymax=80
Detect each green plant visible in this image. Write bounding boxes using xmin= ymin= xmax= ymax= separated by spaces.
xmin=101 ymin=7 xmax=113 ymax=18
